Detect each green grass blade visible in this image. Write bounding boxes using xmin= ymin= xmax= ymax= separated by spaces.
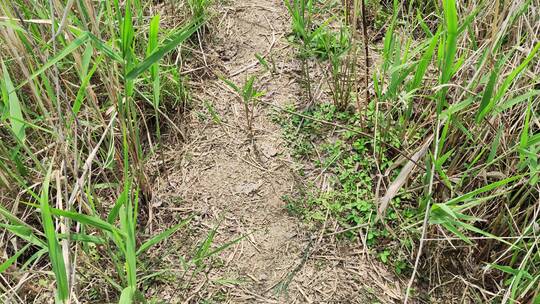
xmin=107 ymin=181 xmax=130 ymax=224
xmin=147 ymin=14 xmax=161 ymax=109
xmin=487 ymin=126 xmax=503 ymax=163
xmin=476 ymin=70 xmax=498 ymax=123
xmin=445 ymin=175 xmax=522 ymax=205
xmin=410 ymin=31 xmax=439 ymax=91
xmin=59 ymin=233 xmax=106 ymax=244
xmin=495 ymin=90 xmax=540 ymax=114
xmin=442 ymin=221 xmax=473 ymax=244
xmin=118 ymin=286 xmax=134 ymax=304
xmin=88 ymin=33 xmax=123 ymax=62
xmin=136 ymin=217 xmax=191 ymax=256
xmin=120 ymin=202 xmax=137 ymax=289
xmin=442 ymin=0 xmax=458 ymax=83
xmin=438 ymin=0 xmax=459 ymax=113
xmin=21 ymin=248 xmax=47 ymax=271
xmin=0 ymin=223 xmax=46 ymax=248
xmin=52 ymin=208 xmax=125 ymax=236
xmin=519 ymin=102 xmax=532 ymax=164
xmin=193 ymin=221 xmax=220 ymax=266
xmin=80 ymin=44 xmax=94 ymax=78
xmin=0 ymin=243 xmax=31 ymax=272
xmin=528 ymin=133 xmax=540 ymax=147
xmin=255 ymin=53 xmax=270 ymax=71
xmin=0 ymin=203 xmax=33 ymax=228
xmin=193 ymin=234 xmax=246 ymax=265
xmin=417 ymin=10 xmax=434 ymax=37
xmin=221 ymin=77 xmax=240 ymax=93
xmin=126 ymin=18 xmax=204 ymax=80
xmin=40 ymin=162 xmax=69 ymax=302
xmin=243 ymin=76 xmax=256 ymax=102
xmin=493 ymin=42 xmax=540 ymax=107
xmin=121 ymin=0 xmax=134 ymax=60
xmin=73 ymin=56 xmax=103 ymax=115
xmin=15 ymin=32 xmax=90 ymax=90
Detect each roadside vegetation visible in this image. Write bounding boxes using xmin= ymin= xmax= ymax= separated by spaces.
xmin=280 ymin=0 xmax=539 ymax=302
xmin=0 ymin=0 xmax=238 ymax=302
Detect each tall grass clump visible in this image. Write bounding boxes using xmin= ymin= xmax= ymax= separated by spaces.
xmin=371 ymin=0 xmax=540 ymax=302
xmin=0 ymin=0 xmax=208 ymax=302
xmin=285 ymin=0 xmax=368 ymax=111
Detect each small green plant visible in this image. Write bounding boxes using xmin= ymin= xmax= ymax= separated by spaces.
xmin=162 ymin=220 xmax=246 ymax=300
xmin=203 ymin=100 xmax=222 ymax=124
xmin=286 ymin=2 xmax=358 ymax=109
xmin=0 ymin=175 xmax=190 ymax=302
xmin=188 ymin=0 xmax=211 ymax=20
xmin=310 ymin=20 xmax=351 ymax=60
xmin=320 ymin=27 xmax=355 ymax=110
xmin=255 ymin=53 xmax=277 ymax=76
xmin=285 ymin=0 xmax=316 ymax=102
xmin=284 ymin=0 xmax=314 ymax=44
xmin=222 ymin=75 xmax=264 ymax=140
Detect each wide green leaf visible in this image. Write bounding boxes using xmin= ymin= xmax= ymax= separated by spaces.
xmin=493 ymin=42 xmax=540 ymax=108
xmin=0 ymin=223 xmax=46 ymax=248
xmin=147 ymin=14 xmax=161 ymax=108
xmin=476 ymin=70 xmax=498 ymax=122
xmin=445 ymin=175 xmax=522 ymax=205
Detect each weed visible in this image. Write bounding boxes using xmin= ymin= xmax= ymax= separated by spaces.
xmin=322 ymin=28 xmax=355 ymax=110
xmin=188 ymin=0 xmax=212 ymax=20
xmin=222 ymin=75 xmax=264 ymax=140
xmin=284 ymin=0 xmax=314 ymax=44
xmin=276 ymin=103 xmax=412 ymax=273
xmin=285 ymin=0 xmax=316 ymax=102
xmin=203 ymin=100 xmax=222 ymax=124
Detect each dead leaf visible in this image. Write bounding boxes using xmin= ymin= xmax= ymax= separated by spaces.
xmin=376 ymin=135 xmax=434 ymax=220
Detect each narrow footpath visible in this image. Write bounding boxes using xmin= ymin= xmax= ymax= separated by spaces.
xmin=152 ymin=1 xmax=403 ymax=302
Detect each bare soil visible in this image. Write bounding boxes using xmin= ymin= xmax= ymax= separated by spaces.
xmin=147 ymin=1 xmax=404 ymax=302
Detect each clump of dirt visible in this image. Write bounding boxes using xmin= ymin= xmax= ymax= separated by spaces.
xmin=147 ymin=0 xmax=405 ymax=302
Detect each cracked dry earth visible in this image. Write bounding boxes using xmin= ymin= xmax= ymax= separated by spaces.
xmin=147 ymin=0 xmax=403 ymax=303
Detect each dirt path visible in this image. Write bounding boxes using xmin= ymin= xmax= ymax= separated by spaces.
xmin=151 ymin=1 xmax=403 ymax=302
